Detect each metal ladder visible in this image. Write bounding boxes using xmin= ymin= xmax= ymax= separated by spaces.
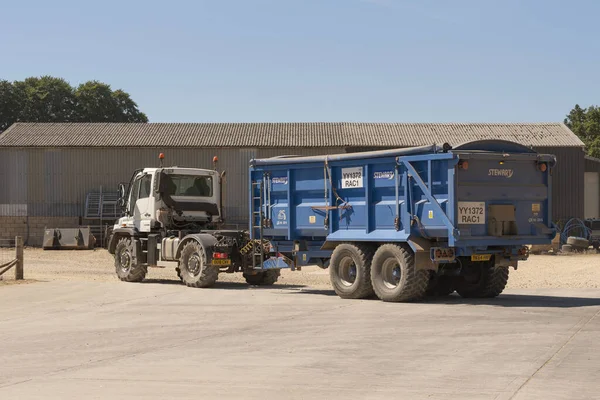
xmin=251 ymin=180 xmax=265 ymax=269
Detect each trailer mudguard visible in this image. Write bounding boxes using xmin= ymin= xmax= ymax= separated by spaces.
xmin=175 ymin=233 xmax=218 ymax=260
xmin=407 ymin=237 xmax=436 ymax=271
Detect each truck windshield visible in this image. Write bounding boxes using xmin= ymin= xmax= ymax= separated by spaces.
xmin=166 ymin=175 xmax=213 ymax=197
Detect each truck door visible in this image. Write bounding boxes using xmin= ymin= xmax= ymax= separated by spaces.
xmin=134 ymin=173 xmax=154 ymax=232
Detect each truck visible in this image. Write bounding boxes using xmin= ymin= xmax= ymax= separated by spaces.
xmin=107 ymin=140 xmax=556 ymax=302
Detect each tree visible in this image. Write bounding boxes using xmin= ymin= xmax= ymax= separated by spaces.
xmin=14 ymin=76 xmax=77 ymax=123
xmin=0 ymin=76 xmax=148 ymax=132
xmin=0 ymin=79 xmax=25 ymax=132
xmin=565 ymin=104 xmax=600 ymax=158
xmin=75 ymin=81 xmax=148 ymax=123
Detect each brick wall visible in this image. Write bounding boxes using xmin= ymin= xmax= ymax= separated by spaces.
xmin=0 ymin=217 xmax=80 ymax=247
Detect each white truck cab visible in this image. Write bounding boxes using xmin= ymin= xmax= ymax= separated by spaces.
xmin=116 ymin=166 xmax=222 ymax=233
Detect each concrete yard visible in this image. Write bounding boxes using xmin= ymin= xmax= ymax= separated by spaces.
xmin=0 ymin=250 xmax=600 ymax=399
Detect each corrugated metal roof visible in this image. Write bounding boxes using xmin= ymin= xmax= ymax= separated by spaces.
xmin=0 ymin=122 xmax=584 ymax=148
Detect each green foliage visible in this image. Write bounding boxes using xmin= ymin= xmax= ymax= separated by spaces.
xmin=564 ymin=104 xmax=600 ymax=158
xmin=0 ymin=76 xmax=148 ymax=131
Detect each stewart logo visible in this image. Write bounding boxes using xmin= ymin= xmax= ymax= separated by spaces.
xmin=272 ymin=177 xmax=288 ymax=185
xmin=373 ymin=171 xmax=394 ymax=180
xmin=488 ymin=169 xmax=514 ymax=178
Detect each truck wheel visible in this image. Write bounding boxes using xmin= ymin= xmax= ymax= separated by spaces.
xmin=455 ymin=262 xmax=509 ymax=298
xmin=426 ymin=273 xmax=455 ymax=297
xmin=114 ymin=237 xmax=147 ymax=282
xmin=329 ymin=243 xmax=374 ymax=299
xmin=244 ymin=269 xmax=280 ymax=286
xmin=179 ymin=241 xmax=218 ymax=288
xmin=370 ymin=244 xmax=429 ymax=302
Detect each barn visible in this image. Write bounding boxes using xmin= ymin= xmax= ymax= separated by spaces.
xmin=0 ymin=122 xmax=589 ymax=246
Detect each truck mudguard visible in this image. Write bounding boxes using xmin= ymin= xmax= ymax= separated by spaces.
xmin=175 ymin=233 xmax=218 ymax=260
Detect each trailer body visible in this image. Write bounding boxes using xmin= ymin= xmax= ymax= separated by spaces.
xmin=249 ymin=140 xmax=556 ymax=270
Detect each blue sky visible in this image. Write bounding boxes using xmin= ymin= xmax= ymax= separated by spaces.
xmin=2 ymin=0 xmax=599 ymax=123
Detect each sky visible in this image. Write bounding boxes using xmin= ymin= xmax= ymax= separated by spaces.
xmin=2 ymin=0 xmax=599 ymax=123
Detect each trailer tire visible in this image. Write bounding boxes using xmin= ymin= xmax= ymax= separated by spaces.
xmin=244 ymin=269 xmax=280 ymax=286
xmin=329 ymin=243 xmax=374 ymax=299
xmin=114 ymin=237 xmax=147 ymax=282
xmin=455 ymin=262 xmax=509 ymax=298
xmin=370 ymin=244 xmax=429 ymax=302
xmin=179 ymin=241 xmax=218 ymax=288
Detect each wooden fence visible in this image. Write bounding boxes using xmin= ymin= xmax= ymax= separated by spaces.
xmin=0 ymin=237 xmax=24 ymax=280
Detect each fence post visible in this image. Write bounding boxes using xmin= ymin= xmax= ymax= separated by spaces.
xmin=15 ymin=236 xmax=23 ymax=280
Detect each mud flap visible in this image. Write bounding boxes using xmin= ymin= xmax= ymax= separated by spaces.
xmin=132 ymin=238 xmax=146 ymax=265
xmin=407 ymin=237 xmax=436 ymax=271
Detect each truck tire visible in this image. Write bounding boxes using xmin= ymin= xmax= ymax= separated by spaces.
xmin=455 ymin=262 xmax=509 ymax=298
xmin=179 ymin=241 xmax=218 ymax=288
xmin=114 ymin=237 xmax=147 ymax=282
xmin=370 ymin=244 xmax=429 ymax=302
xmin=566 ymin=236 xmax=589 ymax=250
xmin=329 ymin=243 xmax=375 ymax=299
xmin=426 ymin=273 xmax=455 ymax=297
xmin=244 ymin=269 xmax=281 ymax=286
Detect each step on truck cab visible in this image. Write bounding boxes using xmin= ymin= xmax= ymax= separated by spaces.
xmin=249 ymin=140 xmax=557 ymax=302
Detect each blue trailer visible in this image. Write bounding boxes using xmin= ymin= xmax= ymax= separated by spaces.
xmin=249 ymin=140 xmax=556 ymax=302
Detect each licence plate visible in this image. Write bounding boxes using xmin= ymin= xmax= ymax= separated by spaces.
xmin=471 ymin=254 xmax=492 ymax=262
xmin=212 ymin=259 xmax=231 ymax=266
xmin=458 ymin=202 xmax=486 ymax=225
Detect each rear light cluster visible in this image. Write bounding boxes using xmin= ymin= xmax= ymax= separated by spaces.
xmin=212 ymin=252 xmax=228 ymax=259
xmin=517 ymin=247 xmax=529 ymax=256
xmin=435 ymin=248 xmax=454 ymax=258
xmin=458 ymin=160 xmax=469 ymax=170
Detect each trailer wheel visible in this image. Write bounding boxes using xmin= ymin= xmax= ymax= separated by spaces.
xmin=370 ymin=244 xmax=429 ymax=302
xmin=179 ymin=241 xmax=218 ymax=288
xmin=455 ymin=262 xmax=509 ymax=298
xmin=114 ymin=237 xmax=147 ymax=282
xmin=329 ymin=243 xmax=374 ymax=299
xmin=244 ymin=269 xmax=280 ymax=286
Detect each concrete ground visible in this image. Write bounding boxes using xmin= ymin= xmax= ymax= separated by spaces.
xmin=1 ymin=280 xmax=599 ymax=399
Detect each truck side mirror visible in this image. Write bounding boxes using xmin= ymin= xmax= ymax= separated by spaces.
xmin=117 ymin=183 xmax=127 ymax=210
xmin=118 ymin=183 xmax=126 ymax=198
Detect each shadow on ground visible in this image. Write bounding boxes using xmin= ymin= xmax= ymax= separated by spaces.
xmin=425 ymin=293 xmax=600 ymax=308
xmin=142 ymin=279 xmax=307 ymax=291
xmin=287 ymin=289 xmax=600 ymax=308
xmin=139 ymin=279 xmax=600 ymax=308
xmin=0 ymin=279 xmax=40 ymax=286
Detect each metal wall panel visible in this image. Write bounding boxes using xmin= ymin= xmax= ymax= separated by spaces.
xmin=0 ymin=150 xmax=28 ymax=216
xmin=585 ymin=156 xmax=600 ymax=173
xmin=535 ymin=146 xmax=585 ymax=221
xmin=0 ymin=145 xmax=583 ymax=223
